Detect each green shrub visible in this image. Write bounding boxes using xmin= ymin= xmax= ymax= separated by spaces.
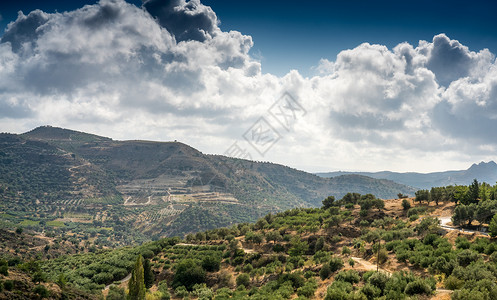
xmin=273 ymin=244 xmax=285 ymax=253
xmin=313 ymin=250 xmax=331 ymax=264
xmin=455 ymin=237 xmax=471 ymax=250
xmin=359 ymin=220 xmax=370 ymax=227
xmin=173 ymin=259 xmax=206 ymax=290
xmin=457 ymin=249 xmax=480 ymax=267
xmin=368 ymin=271 xmax=390 ymax=291
xmin=3 ymin=280 xmax=13 ymax=291
xmin=236 ymin=273 xmax=250 ymax=288
xmin=107 ymin=285 xmax=126 ymax=300
xmin=361 ymin=283 xmax=381 ymax=299
xmin=348 ymin=258 xmax=355 ymax=267
xmin=296 ymin=278 xmax=318 ymax=298
xmin=444 ymin=275 xmax=464 ymax=290
xmin=407 ymin=206 xmax=426 ymax=217
xmin=0 ymin=265 xmax=8 ymax=276
xmin=175 ymin=286 xmax=189 ymax=298
xmin=378 ymin=248 xmax=389 ymax=265
xmin=325 ymin=281 xmax=353 ymax=300
xmin=335 ymin=270 xmax=360 ymax=284
xmin=304 ymin=271 xmax=315 ymax=279
xmin=451 ymin=289 xmax=486 ymax=300
xmin=319 ymin=264 xmax=332 ymax=280
xmin=402 ymin=199 xmax=411 ymax=210
xmin=328 ymin=257 xmax=344 ymax=272
xmin=33 ymin=285 xmax=49 ymax=298
xmin=409 ymin=214 xmax=419 ymax=221
xmin=242 ymin=264 xmax=253 ymax=273
xmin=202 ymin=255 xmax=221 ymax=272
xmin=404 ymin=279 xmax=431 ymax=295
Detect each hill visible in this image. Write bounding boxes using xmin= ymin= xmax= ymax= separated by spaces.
xmin=3 ymin=194 xmax=496 ymax=299
xmin=1 ymin=126 xmax=415 ymax=245
xmin=316 ymin=161 xmax=497 ymax=189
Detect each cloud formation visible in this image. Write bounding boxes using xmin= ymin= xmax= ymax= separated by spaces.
xmin=0 ymin=0 xmax=496 ymax=172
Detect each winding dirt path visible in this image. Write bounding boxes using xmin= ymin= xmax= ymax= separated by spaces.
xmin=104 ymin=273 xmax=131 ymax=291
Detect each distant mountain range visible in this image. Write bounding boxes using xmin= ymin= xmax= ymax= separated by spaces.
xmin=316 ymin=161 xmax=497 ymax=189
xmin=0 ymin=126 xmax=415 ymax=240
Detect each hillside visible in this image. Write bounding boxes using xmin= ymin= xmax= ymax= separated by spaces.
xmin=2 ymin=194 xmax=496 ymax=299
xmin=1 ymin=126 xmax=415 ymax=244
xmin=317 ymin=161 xmax=497 ymax=189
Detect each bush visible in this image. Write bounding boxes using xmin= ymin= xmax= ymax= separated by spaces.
xmin=242 ymin=263 xmax=253 ymax=273
xmin=359 ymin=220 xmax=370 ymax=227
xmin=174 ymin=286 xmax=189 ymax=298
xmin=455 ymin=237 xmax=471 ymax=250
xmin=407 ymin=206 xmax=426 ymax=217
xmin=348 ymin=258 xmax=355 ymax=267
xmin=173 ymin=259 xmax=206 ymax=290
xmin=296 ymin=278 xmax=318 ymax=298
xmin=304 ymin=271 xmax=315 ymax=279
xmin=402 ymin=199 xmax=411 ymax=210
xmin=157 ymin=280 xmax=171 ymax=300
xmin=335 ymin=270 xmax=360 ymax=284
xmin=409 ymin=214 xmax=419 ymax=221
xmin=33 ymin=285 xmax=49 ymax=298
xmin=328 ymin=257 xmax=344 ymax=272
xmin=361 ymin=283 xmax=381 ymax=299
xmin=378 ymin=248 xmax=388 ymax=265
xmin=319 ymin=264 xmax=332 ymax=280
xmin=444 ymin=275 xmax=464 ymax=290
xmin=202 ymin=255 xmax=221 ymax=272
xmin=273 ymin=244 xmax=285 ymax=253
xmin=107 ymin=285 xmax=126 ymax=300
xmin=3 ymin=280 xmax=13 ymax=291
xmin=368 ymin=271 xmax=390 ymax=291
xmin=236 ymin=273 xmax=250 ymax=288
xmin=341 ymin=247 xmax=351 ymax=256
xmin=0 ymin=265 xmax=8 ymax=276
xmin=404 ymin=279 xmax=431 ymax=295
xmin=457 ymin=249 xmax=480 ymax=267
xmin=325 ymin=281 xmax=353 ymax=300
xmin=451 ymin=289 xmax=486 ymax=300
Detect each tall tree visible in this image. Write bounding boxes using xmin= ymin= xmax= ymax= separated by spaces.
xmin=467 ymin=179 xmax=480 ymax=204
xmin=128 ymin=255 xmax=146 ymax=300
xmin=143 ymin=258 xmax=154 ymax=289
xmin=415 ymin=190 xmax=430 ymax=204
xmin=489 ymin=214 xmax=497 ymax=237
xmin=322 ymin=196 xmax=335 ymax=209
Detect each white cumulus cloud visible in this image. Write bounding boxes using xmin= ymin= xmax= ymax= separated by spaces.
xmin=0 ymin=1 xmax=496 ymax=172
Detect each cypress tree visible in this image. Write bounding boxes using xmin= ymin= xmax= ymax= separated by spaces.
xmin=128 ymin=255 xmax=146 ymax=300
xmin=143 ymin=258 xmax=154 ymax=289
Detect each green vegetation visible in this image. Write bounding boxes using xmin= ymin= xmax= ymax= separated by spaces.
xmin=1 ymin=126 xmax=416 ymax=249
xmin=128 ymin=255 xmax=146 ymax=300
xmin=3 ymin=132 xmax=497 ymax=300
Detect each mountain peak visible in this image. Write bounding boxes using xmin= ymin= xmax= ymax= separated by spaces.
xmin=468 ymin=160 xmax=497 ymax=170
xmin=23 ymin=125 xmax=111 ymax=142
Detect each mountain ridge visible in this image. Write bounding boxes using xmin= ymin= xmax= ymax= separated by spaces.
xmin=316 ymin=161 xmax=497 ymax=189
xmin=0 ymin=126 xmax=416 ymax=241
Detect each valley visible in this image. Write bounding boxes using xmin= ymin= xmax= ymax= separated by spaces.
xmin=0 ymin=126 xmax=416 ymax=247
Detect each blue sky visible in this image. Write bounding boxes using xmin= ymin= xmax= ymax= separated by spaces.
xmin=2 ymin=0 xmax=497 ymax=76
xmin=1 ymin=0 xmax=497 ymax=172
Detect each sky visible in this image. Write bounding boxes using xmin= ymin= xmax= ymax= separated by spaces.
xmin=1 ymin=0 xmax=497 ymax=173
